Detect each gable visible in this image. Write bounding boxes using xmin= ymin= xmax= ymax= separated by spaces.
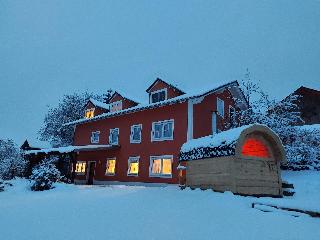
xmin=146 ymin=78 xmax=185 ymax=101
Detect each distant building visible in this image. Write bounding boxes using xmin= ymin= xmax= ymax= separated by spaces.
xmin=287 ymin=86 xmax=320 ymax=125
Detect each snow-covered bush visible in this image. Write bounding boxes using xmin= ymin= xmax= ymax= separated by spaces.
xmin=0 ymin=139 xmax=27 ymax=180
xmin=30 ymin=161 xmax=61 ymax=191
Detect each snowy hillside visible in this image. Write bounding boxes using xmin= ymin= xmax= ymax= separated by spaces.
xmin=0 ymin=171 xmax=319 ymax=240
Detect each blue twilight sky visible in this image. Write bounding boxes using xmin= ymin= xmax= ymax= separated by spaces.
xmin=0 ymin=0 xmax=319 ymax=146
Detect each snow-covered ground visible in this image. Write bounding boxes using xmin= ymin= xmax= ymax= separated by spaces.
xmin=0 ymin=171 xmax=319 ymax=240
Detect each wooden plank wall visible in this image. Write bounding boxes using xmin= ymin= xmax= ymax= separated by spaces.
xmin=185 ymin=156 xmax=282 ymax=196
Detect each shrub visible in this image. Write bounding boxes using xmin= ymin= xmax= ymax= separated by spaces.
xmin=30 ymin=161 xmax=61 ymax=191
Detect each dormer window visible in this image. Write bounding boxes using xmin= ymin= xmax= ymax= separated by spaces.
xmin=110 ymin=100 xmax=122 ymax=112
xmin=85 ymin=108 xmax=95 ymax=119
xmin=150 ymin=88 xmax=167 ymax=104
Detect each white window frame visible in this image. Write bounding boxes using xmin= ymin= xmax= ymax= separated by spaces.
xmin=151 ymin=119 xmax=174 ymax=142
xmin=75 ymin=161 xmax=86 ymax=175
xmin=105 ymin=157 xmax=116 ymax=176
xmin=109 ymin=128 xmax=119 ymax=145
xmin=149 ymin=155 xmax=173 ymax=178
xmin=130 ymin=124 xmax=142 ymax=143
xmin=217 ymin=97 xmax=225 ymax=118
xmin=85 ymin=108 xmax=95 ymax=119
xmin=150 ymin=88 xmax=167 ymax=104
xmin=127 ymin=156 xmax=140 ymax=177
xmin=90 ymin=131 xmax=100 ymax=144
xmin=110 ymin=100 xmax=123 ymax=112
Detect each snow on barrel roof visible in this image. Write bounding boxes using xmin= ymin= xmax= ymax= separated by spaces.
xmin=180 ymin=125 xmax=254 ymax=161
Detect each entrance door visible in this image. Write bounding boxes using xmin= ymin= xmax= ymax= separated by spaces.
xmin=87 ymin=162 xmax=96 ymax=185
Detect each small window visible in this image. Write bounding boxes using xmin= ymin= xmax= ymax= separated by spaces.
xmin=127 ymin=156 xmax=139 ymax=176
xmin=109 ymin=128 xmax=119 ymax=145
xmin=149 ymin=155 xmax=172 ymax=177
xmin=91 ymin=131 xmax=100 ymax=144
xmin=150 ymin=88 xmax=167 ymax=103
xmin=130 ymin=124 xmax=142 ymax=143
xmin=217 ymin=98 xmax=225 ymax=118
xmin=110 ymin=100 xmax=122 ymax=112
xmin=75 ymin=161 xmax=86 ymax=175
xmin=105 ymin=158 xmax=116 ymax=175
xmin=85 ymin=108 xmax=95 ymax=119
xmin=229 ymin=106 xmax=236 ymax=127
xmin=152 ymin=120 xmax=174 ymax=141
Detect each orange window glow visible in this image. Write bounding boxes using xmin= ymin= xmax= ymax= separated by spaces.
xmin=241 ymin=138 xmax=270 ymax=158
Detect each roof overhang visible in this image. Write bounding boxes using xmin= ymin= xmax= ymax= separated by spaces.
xmin=24 ymin=144 xmax=120 ymax=155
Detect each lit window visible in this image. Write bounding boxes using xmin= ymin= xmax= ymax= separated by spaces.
xmin=91 ymin=131 xmax=100 ymax=144
xmin=105 ymin=159 xmax=116 ymax=175
xmin=242 ymin=138 xmax=271 ymax=158
xmin=130 ymin=124 xmax=142 ymax=143
xmin=109 ymin=128 xmax=119 ymax=145
xmin=110 ymin=100 xmax=122 ymax=112
xmin=152 ymin=120 xmax=174 ymax=141
xmin=85 ymin=108 xmax=95 ymax=119
xmin=150 ymin=89 xmax=167 ymax=103
xmin=75 ymin=161 xmax=86 ymax=175
xmin=127 ymin=157 xmax=139 ymax=176
xmin=217 ymin=98 xmax=225 ymax=118
xmin=150 ymin=156 xmax=172 ymax=177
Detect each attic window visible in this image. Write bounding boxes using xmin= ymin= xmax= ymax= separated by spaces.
xmin=150 ymin=88 xmax=167 ymax=103
xmin=110 ymin=100 xmax=122 ymax=112
xmin=242 ymin=138 xmax=271 ymax=159
xmin=85 ymin=108 xmax=95 ymax=119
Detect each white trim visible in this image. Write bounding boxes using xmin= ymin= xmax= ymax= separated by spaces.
xmin=109 ymin=128 xmax=119 ymax=145
xmin=130 ymin=124 xmax=142 ymax=144
xmin=105 ymin=157 xmax=116 ymax=176
xmin=90 ymin=131 xmax=100 ymax=144
xmin=212 ymin=112 xmax=217 ymax=135
xmin=149 ymin=88 xmax=168 ymax=103
xmin=217 ymin=97 xmax=225 ymax=118
xmin=149 ymin=155 xmax=173 ymax=178
xmin=151 ymin=119 xmax=174 ymax=142
xmin=110 ymin=100 xmax=123 ymax=113
xmin=127 ymin=156 xmax=140 ymax=177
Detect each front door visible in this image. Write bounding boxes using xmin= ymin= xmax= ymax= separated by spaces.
xmin=87 ymin=162 xmax=96 ymax=185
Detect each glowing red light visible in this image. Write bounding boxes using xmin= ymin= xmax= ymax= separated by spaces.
xmin=241 ymin=138 xmax=270 ymax=158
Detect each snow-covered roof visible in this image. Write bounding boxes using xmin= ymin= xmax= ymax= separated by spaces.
xmin=88 ymin=98 xmax=110 ymax=110
xmin=24 ymin=144 xmax=119 ymax=155
xmin=64 ymin=80 xmax=241 ymax=126
xmin=297 ymin=124 xmax=320 ymax=132
xmin=180 ymin=125 xmax=254 ymax=161
xmin=108 ymin=91 xmax=140 ymax=104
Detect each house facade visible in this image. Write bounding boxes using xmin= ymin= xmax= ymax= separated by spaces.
xmin=64 ymin=78 xmax=248 ymax=185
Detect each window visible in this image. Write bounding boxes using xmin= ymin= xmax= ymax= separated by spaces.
xmin=91 ymin=131 xmax=100 ymax=144
xmin=105 ymin=158 xmax=116 ymax=175
xmin=229 ymin=106 xmax=236 ymax=127
xmin=149 ymin=155 xmax=172 ymax=177
xmin=127 ymin=156 xmax=139 ymax=176
xmin=152 ymin=120 xmax=174 ymax=141
xmin=110 ymin=100 xmax=122 ymax=112
xmin=150 ymin=88 xmax=167 ymax=103
xmin=217 ymin=98 xmax=225 ymax=118
xmin=242 ymin=138 xmax=271 ymax=158
xmin=130 ymin=124 xmax=142 ymax=143
xmin=85 ymin=108 xmax=95 ymax=119
xmin=75 ymin=161 xmax=86 ymax=175
xmin=109 ymin=128 xmax=119 ymax=145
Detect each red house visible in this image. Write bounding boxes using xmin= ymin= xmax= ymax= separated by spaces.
xmin=28 ymin=78 xmax=248 ymax=185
